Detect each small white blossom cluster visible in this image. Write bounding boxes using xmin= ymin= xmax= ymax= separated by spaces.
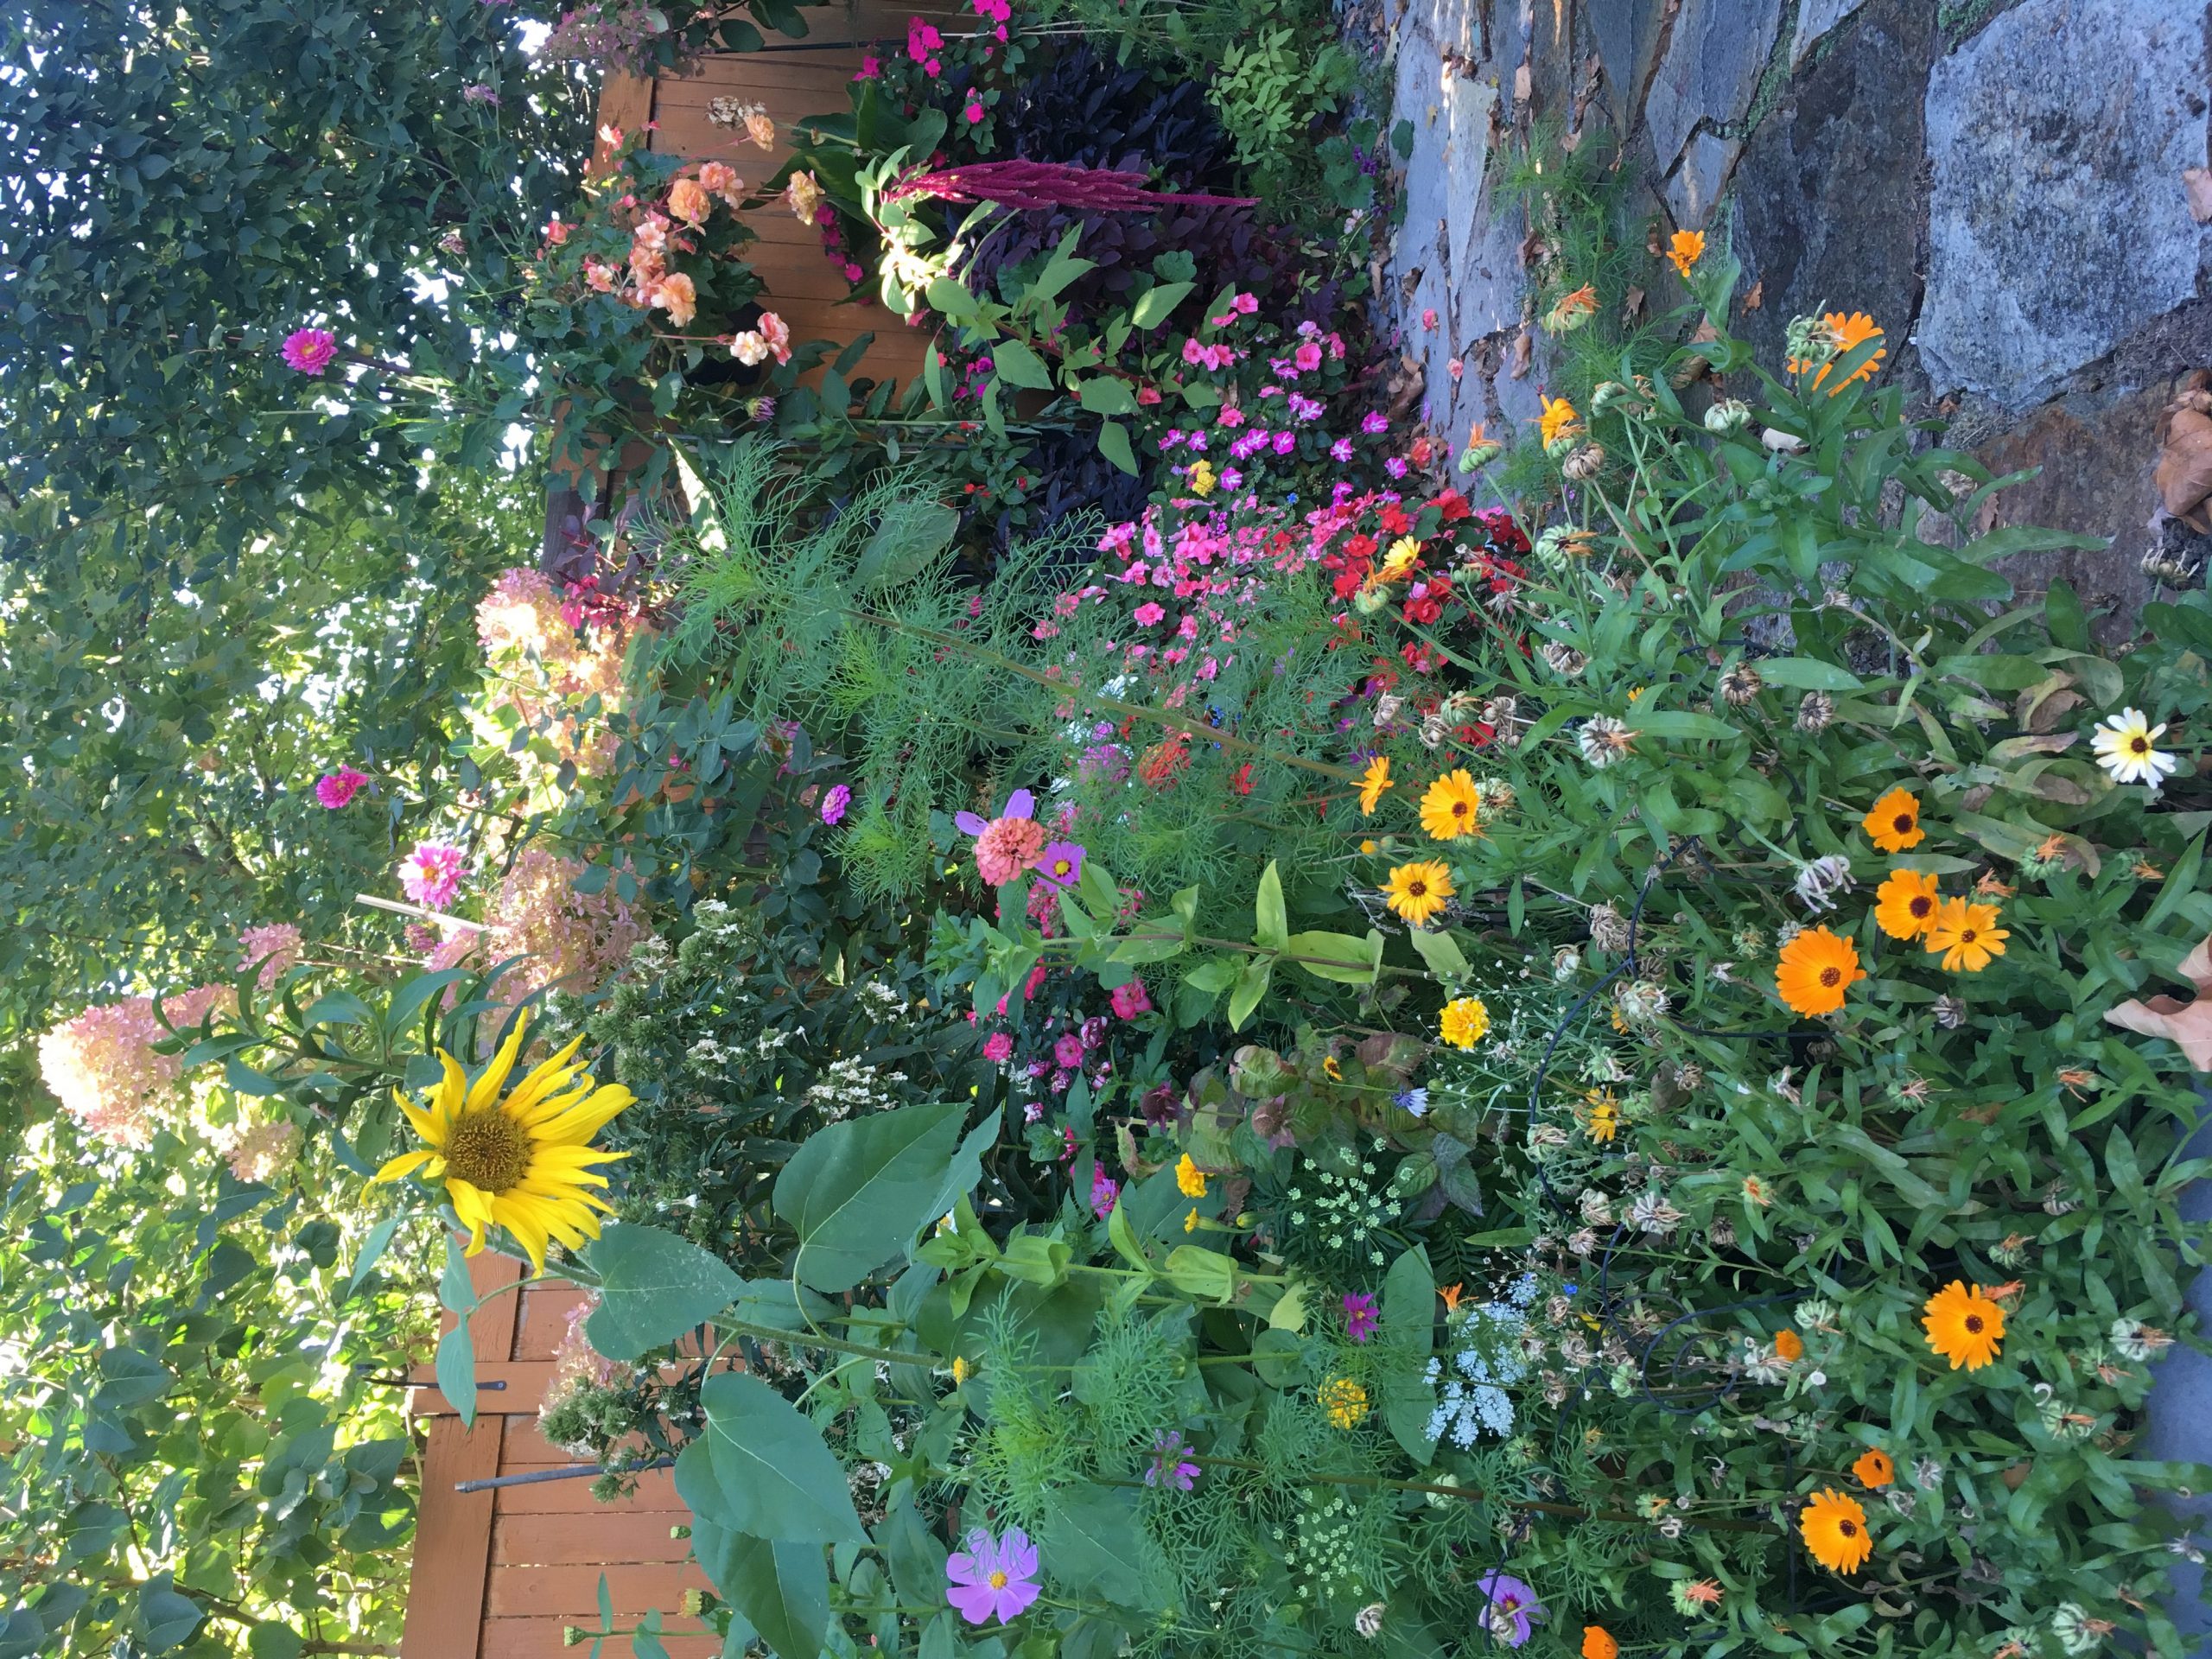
xmin=854 ymin=980 xmax=912 ymax=1020
xmin=686 ymin=1027 xmax=795 ymax=1072
xmin=804 ymin=1055 xmax=906 ymax=1121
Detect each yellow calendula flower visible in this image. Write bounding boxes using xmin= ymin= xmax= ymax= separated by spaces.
xmin=375 ymin=1020 xmax=634 ymax=1274
xmin=1923 ymin=898 xmax=2007 ymax=972
xmin=1922 ymin=1281 xmax=2005 ymax=1370
xmin=1439 ymin=996 xmax=1490 ymax=1049
xmin=1800 ymin=1488 xmax=1872 ymax=1573
xmin=1872 ymin=868 xmax=1942 ymax=940
xmin=1185 ymin=1207 xmax=1199 ymax=1234
xmin=1176 ymin=1153 xmax=1208 ymax=1198
xmin=1384 ymin=861 xmax=1455 ymax=929
xmin=1378 ymin=536 xmax=1423 ymax=581
xmin=1319 ymin=1375 xmax=1370 ymax=1428
xmin=1418 ymin=769 xmax=1484 ymax=842
xmin=1357 ymin=755 xmax=1393 ymax=816
xmin=1666 ymin=229 xmax=1705 ymax=278
xmin=951 ymin=1355 xmax=972 ymax=1386
xmin=1538 ymin=396 xmax=1582 ymax=450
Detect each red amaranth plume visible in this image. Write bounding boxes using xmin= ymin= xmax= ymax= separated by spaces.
xmin=884 ymin=160 xmax=1257 ymax=211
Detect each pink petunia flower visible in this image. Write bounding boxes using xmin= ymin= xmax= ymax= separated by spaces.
xmin=945 ymin=1527 xmax=1041 ymax=1626
xmin=397 ymin=842 xmax=467 ymax=912
xmin=315 ymin=766 xmax=368 ymax=809
xmin=281 ymin=327 xmax=338 ymax=376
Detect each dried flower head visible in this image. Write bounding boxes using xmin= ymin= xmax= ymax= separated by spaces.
xmin=1796 ymin=690 xmax=1835 ymax=733
xmin=1719 ymin=662 xmax=1763 ymax=704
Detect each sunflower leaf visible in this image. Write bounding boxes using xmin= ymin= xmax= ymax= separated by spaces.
xmin=773 ymin=1101 xmax=966 ymax=1292
xmin=584 ymin=1224 xmax=744 ymax=1361
xmin=689 ymin=1372 xmax=868 ymax=1545
xmin=690 ymin=1518 xmax=826 ymax=1659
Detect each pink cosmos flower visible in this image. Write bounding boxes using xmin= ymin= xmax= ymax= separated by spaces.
xmin=315 ymin=766 xmax=368 ymax=809
xmin=956 ymin=789 xmax=1048 ymax=886
xmin=1343 ymin=1291 xmax=1380 ymax=1343
xmin=1034 ymin=841 xmax=1085 ymax=888
xmin=397 ymin=842 xmax=467 ymax=911
xmin=281 ymin=327 xmax=338 ymax=376
xmin=945 ymin=1527 xmax=1041 ymax=1626
xmin=821 ymin=783 xmax=851 ymax=825
xmin=983 ymin=1032 xmax=1014 ymax=1063
xmin=1109 ymin=979 xmax=1152 ymax=1020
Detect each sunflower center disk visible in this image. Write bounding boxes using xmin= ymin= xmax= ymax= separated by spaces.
xmin=442 ymin=1108 xmax=533 ymax=1195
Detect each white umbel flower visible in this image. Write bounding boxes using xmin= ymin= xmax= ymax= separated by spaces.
xmin=2089 ymin=708 xmax=2179 ymax=788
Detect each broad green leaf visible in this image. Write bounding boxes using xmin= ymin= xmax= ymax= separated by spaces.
xmin=1741 ymin=656 xmax=1865 ymax=692
xmin=247 ymin=1624 xmax=303 ymax=1659
xmin=1254 ymin=861 xmax=1288 ymax=950
xmin=989 ymin=337 xmax=1055 ymax=391
xmin=1284 ymin=930 xmax=1382 ymax=986
xmin=1407 ymin=927 xmax=1470 ymax=980
xmin=1130 ymin=281 xmax=1193 ymax=328
xmin=435 ymin=1324 xmax=476 ymax=1429
xmin=1379 ymin=1247 xmax=1437 ymax=1464
xmin=1226 ymin=954 xmax=1274 ymax=1031
xmin=1040 ymin=1485 xmax=1163 ymax=1609
xmin=343 ymin=1217 xmax=401 ymax=1300
xmin=774 ymin=1102 xmax=966 ymax=1292
xmin=584 ymin=1224 xmax=743 ymax=1360
xmin=1076 ymin=377 xmax=1139 ymax=417
xmin=92 ymin=1347 xmax=170 ymax=1411
xmin=137 ymin=1584 xmax=202 ymax=1653
xmin=691 ymin=1518 xmax=828 ymax=1659
xmin=925 ymin=276 xmax=979 ymax=320
xmin=693 ymin=1372 xmax=868 ymax=1544
xmin=1096 ymin=420 xmax=1137 ymax=475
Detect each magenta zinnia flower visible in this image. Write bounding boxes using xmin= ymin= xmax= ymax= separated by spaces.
xmin=956 ymin=789 xmax=1048 ymax=887
xmin=280 ymin=327 xmax=339 ymax=375
xmin=1477 ymin=1572 xmax=1544 ymax=1647
xmin=397 ymin=842 xmax=467 ymax=911
xmin=315 ymin=766 xmax=368 ymax=809
xmin=945 ymin=1527 xmax=1040 ymax=1625
xmin=1343 ymin=1291 xmax=1380 ymax=1344
xmin=821 ymin=783 xmax=851 ymax=825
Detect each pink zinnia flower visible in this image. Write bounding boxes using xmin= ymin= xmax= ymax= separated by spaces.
xmin=956 ymin=789 xmax=1048 ymax=886
xmin=1088 ymin=1163 xmax=1119 ymax=1218
xmin=945 ymin=1527 xmax=1041 ymax=1626
xmin=821 ymin=783 xmax=851 ymax=825
xmin=983 ymin=1032 xmax=1014 ymax=1063
xmin=1109 ymin=979 xmax=1151 ymax=1019
xmin=397 ymin=842 xmax=467 ymax=911
xmin=315 ymin=766 xmax=368 ymax=809
xmin=280 ymin=327 xmax=338 ymax=376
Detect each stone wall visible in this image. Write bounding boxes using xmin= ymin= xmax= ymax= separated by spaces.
xmin=1384 ymin=0 xmax=2212 ymax=615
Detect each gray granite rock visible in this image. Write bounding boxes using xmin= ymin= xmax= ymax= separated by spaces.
xmin=1789 ymin=0 xmax=1868 ymax=67
xmin=1586 ymin=0 xmax=1668 ymax=128
xmin=1916 ymin=0 xmax=2212 ymax=409
xmin=1642 ymin=0 xmax=1786 ymax=171
xmin=1662 ymin=131 xmax=1743 ymax=227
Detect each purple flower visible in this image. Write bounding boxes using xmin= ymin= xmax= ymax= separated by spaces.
xmin=1343 ymin=1292 xmax=1380 ymax=1344
xmin=1271 ymin=430 xmax=1295 ymax=455
xmin=1141 ymin=1082 xmax=1180 ymax=1126
xmin=280 ymin=327 xmax=338 ymax=375
xmin=1078 ymin=1015 xmax=1109 ymax=1052
xmin=945 ymin=1527 xmax=1041 ymax=1625
xmin=315 ymin=766 xmax=368 ymax=809
xmin=1361 ymin=410 xmax=1389 ymax=435
xmin=1054 ymin=1032 xmax=1086 ymax=1069
xmin=821 ymin=783 xmax=851 ymax=825
xmin=1477 ymin=1573 xmax=1544 ymax=1648
xmin=1384 ymin=455 xmax=1409 ymax=480
xmin=461 ymin=83 xmax=499 ymax=105
xmin=1330 ymin=437 xmax=1354 ymax=462
xmin=1034 ymin=840 xmax=1085 ymax=887
xmin=1146 ymin=1430 xmax=1200 ymax=1491
xmin=397 ymin=842 xmax=467 ymax=911
xmin=1089 ymin=1162 xmax=1119 ymax=1217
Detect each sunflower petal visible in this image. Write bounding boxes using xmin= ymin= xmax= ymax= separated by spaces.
xmin=504 ymin=1033 xmax=591 ymax=1121
xmin=467 ymin=1019 xmax=533 ymax=1113
xmin=374 ymin=1149 xmax=436 ymax=1185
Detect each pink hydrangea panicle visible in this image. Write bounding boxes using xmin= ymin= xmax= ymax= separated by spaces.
xmin=540 ymin=1296 xmax=634 ymax=1452
xmin=398 ymin=842 xmax=468 ymax=911
xmin=37 ymin=984 xmax=237 ymax=1148
xmin=315 ymin=765 xmax=368 ymax=809
xmin=281 ymin=327 xmax=338 ymax=375
xmin=225 ymin=1118 xmax=302 ymax=1184
xmin=483 ymin=848 xmax=645 ymax=1007
xmin=238 ymin=923 xmax=304 ymax=990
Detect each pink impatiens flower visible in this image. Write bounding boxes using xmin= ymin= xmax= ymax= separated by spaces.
xmin=397 ymin=842 xmax=467 ymax=911
xmin=964 ymin=99 xmax=985 ymax=124
xmin=281 ymin=327 xmax=338 ymax=375
xmin=956 ymin=789 xmax=1047 ymax=886
xmin=315 ymin=766 xmax=368 ymax=809
xmin=1109 ymin=979 xmax=1152 ymax=1019
xmin=1133 ymin=601 xmax=1166 ymax=626
xmin=982 ymin=1031 xmax=1014 ymax=1063
xmin=945 ymin=1527 xmax=1041 ymax=1626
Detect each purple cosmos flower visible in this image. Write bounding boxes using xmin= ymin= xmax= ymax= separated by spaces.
xmin=1343 ymin=1291 xmax=1380 ymax=1344
xmin=315 ymin=766 xmax=368 ymax=809
xmin=1146 ymin=1430 xmax=1200 ymax=1491
xmin=1034 ymin=840 xmax=1084 ymax=888
xmin=1477 ymin=1572 xmax=1544 ymax=1647
xmin=397 ymin=842 xmax=467 ymax=911
xmin=955 ymin=789 xmax=1046 ymax=887
xmin=1089 ymin=1163 xmax=1119 ymax=1218
xmin=821 ymin=783 xmax=851 ymax=825
xmin=946 ymin=1526 xmax=1040 ymax=1625
xmin=280 ymin=327 xmax=338 ymax=376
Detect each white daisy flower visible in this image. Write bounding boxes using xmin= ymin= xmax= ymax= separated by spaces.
xmin=2089 ymin=708 xmax=2178 ymax=787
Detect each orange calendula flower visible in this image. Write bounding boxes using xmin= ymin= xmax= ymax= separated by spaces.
xmin=1678 ymin=1580 xmax=1722 ymax=1608
xmin=1924 ymin=898 xmax=2007 ymax=972
xmin=1794 ymin=311 xmax=1886 ymax=391
xmin=1666 ymin=229 xmax=1706 ymax=277
xmin=1440 ymin=1282 xmax=1465 ymax=1313
xmin=1873 ymin=868 xmax=1942 ymax=940
xmin=1384 ymin=861 xmax=1455 ymax=929
xmin=1801 ymin=1488 xmax=1873 ymax=1573
xmin=1582 ymin=1629 xmax=1619 ymax=1659
xmin=1774 ymin=1328 xmax=1805 ymax=1363
xmin=1419 ymin=769 xmax=1484 ymax=842
xmin=1538 ymin=396 xmax=1582 ymax=448
xmin=1922 ymin=1281 xmax=2005 ymax=1370
xmin=1543 ymin=283 xmax=1599 ymax=334
xmin=1853 ymin=1448 xmax=1895 ymax=1488
xmin=1775 ymin=925 xmax=1863 ymax=1017
xmin=1357 ymin=755 xmax=1393 ymax=815
xmin=1860 ymin=786 xmax=1924 ymax=852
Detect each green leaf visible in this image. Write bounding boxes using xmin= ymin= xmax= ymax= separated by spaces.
xmin=1284 ymin=930 xmax=1382 ymax=986
xmin=1130 ymin=281 xmax=1193 ymax=328
xmin=878 ymin=1495 xmax=950 ymax=1611
xmin=2044 ymin=578 xmax=2091 ymax=651
xmin=925 ymin=276 xmax=979 ymax=320
xmin=1254 ymin=861 xmax=1288 ymax=950
xmin=1226 ymin=954 xmax=1274 ymax=1031
xmin=853 ymin=502 xmax=959 ymax=590
xmin=1379 ymin=1247 xmax=1437 ymax=1464
xmin=138 ymin=1585 xmax=202 ymax=1653
xmin=584 ymin=1224 xmax=743 ymax=1361
xmin=1076 ymin=377 xmax=1140 ymax=417
xmin=1040 ymin=1485 xmax=1163 ymax=1609
xmin=435 ymin=1324 xmax=476 ymax=1430
xmin=343 ymin=1217 xmax=401 ymax=1300
xmin=691 ymin=1372 xmax=868 ymax=1544
xmin=1749 ymin=657 xmax=1866 ymax=691
xmin=1096 ymin=420 xmax=1138 ymax=475
xmin=989 ymin=337 xmax=1055 ymax=391
xmin=92 ymin=1347 xmax=170 ymax=1410
xmin=247 ymin=1624 xmax=304 ymax=1659
xmin=1407 ymin=927 xmax=1470 ymax=980
xmin=692 ymin=1520 xmax=827 ymax=1659
xmin=1162 ymin=1245 xmax=1236 ymax=1302
xmin=773 ymin=1102 xmax=966 ymax=1292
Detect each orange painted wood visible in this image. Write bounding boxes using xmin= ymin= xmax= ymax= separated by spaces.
xmin=493 ymin=1510 xmax=695 ymax=1566
xmin=486 ymin=1559 xmax=709 ymax=1618
xmin=493 ymin=1465 xmax=684 ymax=1515
xmin=409 ymin=1359 xmax=559 ymax=1417
xmin=402 ymin=1409 xmax=507 ymax=1658
xmin=480 ymin=1618 xmax=721 ymax=1659
xmin=513 ymin=1283 xmax=594 ymax=1360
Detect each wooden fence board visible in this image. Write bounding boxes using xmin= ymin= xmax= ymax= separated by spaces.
xmin=481 ymin=1618 xmax=721 ymax=1659
xmin=492 ymin=1510 xmax=695 ymax=1567
xmin=487 ymin=1560 xmax=707 ymax=1618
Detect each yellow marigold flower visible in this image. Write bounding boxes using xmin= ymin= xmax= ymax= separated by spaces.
xmin=1176 ymin=1153 xmax=1208 ymax=1198
xmin=1792 ymin=311 xmax=1885 ymax=391
xmin=951 ymin=1355 xmax=972 ymax=1386
xmin=375 ymin=1020 xmax=633 ymax=1274
xmin=1872 ymin=868 xmax=1942 ymax=940
xmin=1378 ymin=536 xmax=1422 ymax=581
xmin=1384 ymin=861 xmax=1455 ymax=929
xmin=1185 ymin=1207 xmax=1199 ymax=1233
xmin=1439 ymin=995 xmax=1490 ymax=1049
xmin=1319 ymin=1375 xmax=1370 ymax=1428
xmin=1860 ymin=785 xmax=1924 ymax=852
xmin=1537 ymin=396 xmax=1582 ymax=449
xmin=1923 ymin=898 xmax=2007 ymax=972
xmin=1922 ymin=1281 xmax=2005 ymax=1370
xmin=1853 ymin=1447 xmax=1895 ymax=1488
xmin=1774 ymin=925 xmax=1863 ymax=1017
xmin=1800 ymin=1488 xmax=1873 ymax=1573
xmin=1357 ymin=755 xmax=1393 ymax=816
xmin=1418 ymin=769 xmax=1484 ymax=842
xmin=1665 ymin=229 xmax=1705 ymax=277
xmin=1186 ymin=458 xmax=1217 ymax=496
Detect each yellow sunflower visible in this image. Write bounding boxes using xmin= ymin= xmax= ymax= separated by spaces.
xmin=1419 ymin=769 xmax=1484 ymax=842
xmin=1872 ymin=868 xmax=1942 ymax=940
xmin=1922 ymin=1281 xmax=2005 ymax=1370
xmin=375 ymin=1021 xmax=634 ymax=1274
xmin=1357 ymin=755 xmax=1394 ymax=816
xmin=1923 ymin=898 xmax=2007 ymax=972
xmin=1384 ymin=861 xmax=1455 ymax=929
xmin=1800 ymin=1488 xmax=1873 ymax=1573
xmin=1860 ymin=785 xmax=1924 ymax=852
